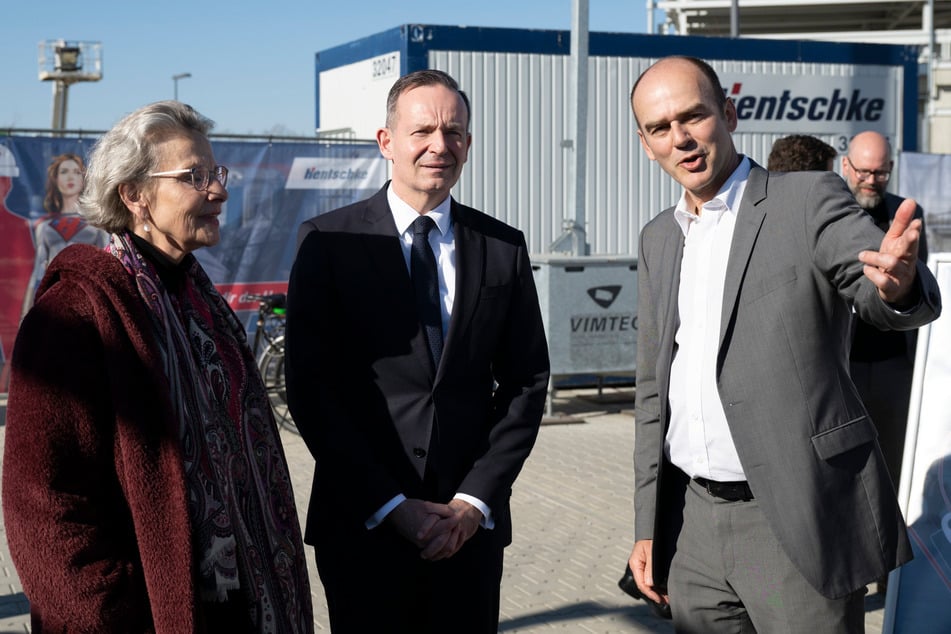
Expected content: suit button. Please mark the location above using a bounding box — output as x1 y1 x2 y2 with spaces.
413 448 427 458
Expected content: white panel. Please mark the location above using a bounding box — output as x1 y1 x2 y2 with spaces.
713 58 905 191
319 52 400 139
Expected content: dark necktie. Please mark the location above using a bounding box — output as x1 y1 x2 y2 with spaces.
411 216 443 369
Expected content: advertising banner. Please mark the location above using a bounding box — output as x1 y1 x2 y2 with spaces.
720 71 900 138
884 253 951 633
0 135 385 390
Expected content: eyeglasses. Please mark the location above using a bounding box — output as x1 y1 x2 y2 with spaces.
149 165 229 191
845 157 890 182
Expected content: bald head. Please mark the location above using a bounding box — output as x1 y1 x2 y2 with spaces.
842 131 893 209
630 56 726 129
629 55 740 210
848 131 891 164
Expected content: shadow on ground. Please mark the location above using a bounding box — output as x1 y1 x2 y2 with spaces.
499 600 673 632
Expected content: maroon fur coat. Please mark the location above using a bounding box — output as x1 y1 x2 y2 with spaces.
4 244 234 632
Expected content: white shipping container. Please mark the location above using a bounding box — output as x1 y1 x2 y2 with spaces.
316 25 917 258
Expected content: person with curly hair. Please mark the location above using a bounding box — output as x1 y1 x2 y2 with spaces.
766 134 837 172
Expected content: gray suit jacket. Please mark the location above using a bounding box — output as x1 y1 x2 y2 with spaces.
634 162 942 599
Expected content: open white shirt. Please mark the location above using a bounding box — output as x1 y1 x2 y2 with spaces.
666 157 751 482
366 186 493 529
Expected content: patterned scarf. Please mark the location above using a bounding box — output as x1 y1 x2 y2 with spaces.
109 231 312 633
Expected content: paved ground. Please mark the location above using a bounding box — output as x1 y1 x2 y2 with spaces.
0 388 887 632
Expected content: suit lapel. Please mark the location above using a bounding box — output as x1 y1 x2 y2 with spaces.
438 201 483 383
360 186 437 377
360 186 409 292
660 224 684 354
720 164 768 347
656 216 684 430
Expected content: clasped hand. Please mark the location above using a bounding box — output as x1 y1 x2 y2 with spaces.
858 198 922 308
386 498 482 561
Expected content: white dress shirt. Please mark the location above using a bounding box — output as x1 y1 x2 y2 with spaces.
366 186 493 529
388 187 455 337
666 157 751 482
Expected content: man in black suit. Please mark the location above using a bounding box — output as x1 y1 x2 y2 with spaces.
843 130 929 489
285 69 550 633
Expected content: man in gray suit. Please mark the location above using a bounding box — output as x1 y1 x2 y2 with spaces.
626 56 941 632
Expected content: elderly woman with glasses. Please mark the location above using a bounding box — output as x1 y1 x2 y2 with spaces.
2 101 313 633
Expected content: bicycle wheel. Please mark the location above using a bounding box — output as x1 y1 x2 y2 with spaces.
257 335 298 434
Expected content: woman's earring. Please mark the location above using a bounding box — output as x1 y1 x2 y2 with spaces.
143 222 150 233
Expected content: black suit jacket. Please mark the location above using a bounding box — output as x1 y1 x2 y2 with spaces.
850 192 928 362
285 184 550 547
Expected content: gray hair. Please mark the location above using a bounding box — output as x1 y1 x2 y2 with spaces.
80 101 215 233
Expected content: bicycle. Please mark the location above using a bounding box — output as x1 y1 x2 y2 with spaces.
247 293 297 434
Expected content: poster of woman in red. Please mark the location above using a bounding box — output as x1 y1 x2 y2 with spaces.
0 145 40 390
0 134 385 393
20 153 109 314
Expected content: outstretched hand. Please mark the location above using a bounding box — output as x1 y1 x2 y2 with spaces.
858 198 921 307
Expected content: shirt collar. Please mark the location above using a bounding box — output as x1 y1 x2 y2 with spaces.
673 155 751 237
387 185 452 237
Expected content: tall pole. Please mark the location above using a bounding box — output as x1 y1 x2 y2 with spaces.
172 72 191 101
731 0 740 37
923 0 935 152
39 40 103 134
51 80 70 131
568 0 589 256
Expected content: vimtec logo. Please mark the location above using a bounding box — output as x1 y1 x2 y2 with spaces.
587 285 621 309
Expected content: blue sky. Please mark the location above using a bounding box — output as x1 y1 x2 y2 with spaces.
0 1 650 136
